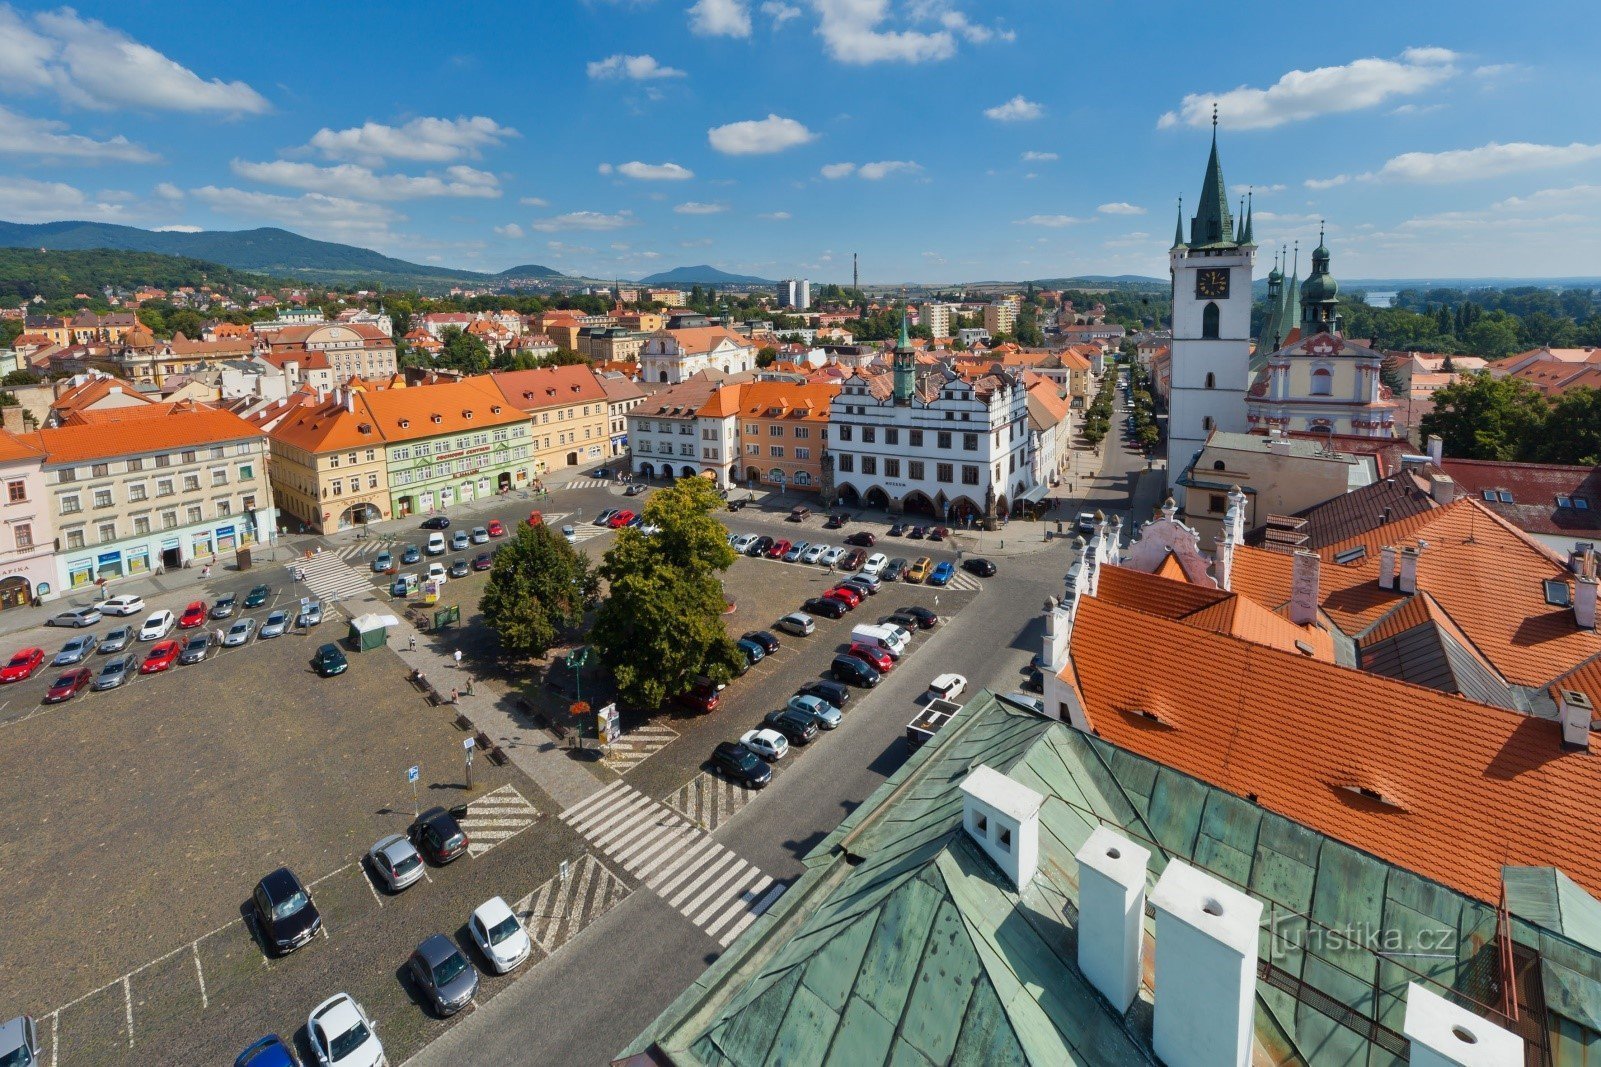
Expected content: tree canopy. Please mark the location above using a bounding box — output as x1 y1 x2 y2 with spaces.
478 521 597 660
1420 372 1549 461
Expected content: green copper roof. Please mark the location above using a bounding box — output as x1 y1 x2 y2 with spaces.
1171 198 1186 249
1242 194 1254 245
1189 118 1235 248
897 305 910 350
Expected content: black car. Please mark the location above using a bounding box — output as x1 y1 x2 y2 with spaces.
883 558 908 582
907 525 927 539
593 467 613 479
822 514 846 529
712 741 772 787
844 531 876 547
749 535 774 557
963 557 997 577
726 498 747 512
887 522 906 537
410 807 469 864
313 642 348 677
902 605 939 630
741 630 780 654
831 654 881 688
251 867 322 955
763 708 819 745
886 610 921 632
420 516 451 530
802 596 848 620
796 679 850 709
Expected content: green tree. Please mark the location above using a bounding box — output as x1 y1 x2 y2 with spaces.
1538 388 1601 466
168 308 205 340
1419 372 1546 460
756 345 778 368
1464 311 1521 360
479 522 596 660
438 327 491 373
136 306 167 336
0 320 21 348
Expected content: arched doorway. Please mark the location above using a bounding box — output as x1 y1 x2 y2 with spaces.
566 451 579 466
747 466 761 485
337 502 381 530
902 490 936 516
498 471 512 491
949 496 981 525
397 495 414 517
661 466 675 480
681 465 697 479
0 575 30 610
638 462 656 479
995 494 1009 518
863 486 889 510
836 483 861 507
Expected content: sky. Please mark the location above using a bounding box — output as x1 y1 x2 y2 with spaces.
1 0 1598 284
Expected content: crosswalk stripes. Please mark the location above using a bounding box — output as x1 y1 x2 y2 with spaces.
294 551 376 603
940 570 983 592
667 771 760 832
562 477 615 490
460 783 541 858
561 780 784 946
566 523 612 544
602 722 678 774
513 853 630 955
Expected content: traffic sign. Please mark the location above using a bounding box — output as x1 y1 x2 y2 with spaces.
407 765 420 784
463 737 476 751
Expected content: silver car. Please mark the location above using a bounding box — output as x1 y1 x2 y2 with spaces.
260 610 289 639
297 601 324 628
366 834 425 893
93 653 138 691
178 632 213 665
0 1016 38 1067
223 618 257 647
100 626 133 653
775 612 815 637
47 606 102 628
471 526 490 544
53 633 99 665
408 934 480 1017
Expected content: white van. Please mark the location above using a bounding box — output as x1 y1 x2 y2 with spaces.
850 623 907 659
426 532 446 555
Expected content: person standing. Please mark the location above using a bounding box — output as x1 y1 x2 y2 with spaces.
453 649 463 669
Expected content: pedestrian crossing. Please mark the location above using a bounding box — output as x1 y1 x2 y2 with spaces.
561 780 784 946
513 852 630 955
668 770 760 832
928 569 983 592
293 550 377 604
563 478 615 490
567 523 613 545
602 722 678 773
461 783 541 858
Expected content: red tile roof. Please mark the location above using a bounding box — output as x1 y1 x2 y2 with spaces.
488 366 607 412
28 405 261 464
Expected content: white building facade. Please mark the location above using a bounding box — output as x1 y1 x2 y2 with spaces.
639 326 756 385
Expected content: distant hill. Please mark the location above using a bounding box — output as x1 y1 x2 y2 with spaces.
0 220 565 291
494 263 565 281
636 264 775 286
0 247 277 305
1028 275 1167 289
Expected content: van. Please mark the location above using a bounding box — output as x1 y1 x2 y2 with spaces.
850 623 907 659
426 532 446 555
390 573 420 598
787 505 810 523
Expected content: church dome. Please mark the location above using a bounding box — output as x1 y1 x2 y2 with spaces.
1302 268 1338 303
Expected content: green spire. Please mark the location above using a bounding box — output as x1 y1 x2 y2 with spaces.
1172 197 1186 249
893 303 915 404
1242 191 1254 245
1282 243 1301 336
1189 104 1234 247
1300 221 1340 334
897 304 910 349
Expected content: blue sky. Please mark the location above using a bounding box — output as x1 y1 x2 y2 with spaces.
1 0 1597 283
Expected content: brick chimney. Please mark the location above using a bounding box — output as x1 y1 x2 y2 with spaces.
1559 689 1595 749
1398 546 1421 594
1379 545 1398 590
1289 550 1321 626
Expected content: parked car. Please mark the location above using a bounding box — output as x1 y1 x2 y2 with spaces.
313 643 348 677
787 693 842 729
366 834 424 893
178 632 213 665
711 741 771 787
742 630 781 654
740 727 789 762
887 522 906 537
824 585 861 608
847 643 895 673
211 593 238 618
594 508 619 527
844 531 876 547
426 533 446 555
252 867 322 955
234 1033 298 1067
749 535 774 557
101 594 145 617
43 667 93 703
472 553 493 571
469 896 533 974
729 533 758 553
625 483 647 496
840 548 867 571
883 558 909 582
929 526 949 542
765 538 792 559
1 1018 40 1067
905 557 933 583
420 516 451 530
487 519 506 538
902 605 939 630
410 806 469 864
676 682 721 714
223 618 257 646
97 625 133 654
782 540 811 562
928 561 956 586
796 678 851 709
0 647 44 683
802 596 847 620
786 505 811 522
886 609 922 632
297 600 324 628
1077 512 1098 536
801 543 829 564
260 610 289 639
824 513 849 529
451 531 470 551
370 551 393 574
831 654 881 688
139 609 176 641
963 557 997 577
471 526 490 544
843 573 881 596
929 673 967 701
140 640 181 673
449 558 471 579
408 934 480 1017
390 573 419 598
736 637 766 665
819 545 844 566
306 993 382 1067
53 633 98 665
763 707 818 745
48 606 102 628
179 600 208 629
775 612 814 637
244 584 272 608
861 553 888 577
94 653 138 691
400 545 422 565
907 525 927 539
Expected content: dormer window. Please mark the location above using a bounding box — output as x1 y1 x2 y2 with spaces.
431 415 442 424
399 418 410 428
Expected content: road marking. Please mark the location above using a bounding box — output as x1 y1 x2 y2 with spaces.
513 853 629 955
459 783 540 858
600 721 678 773
123 976 133 1048
192 943 207 1009
668 771 760 832
49 1011 56 1067
359 864 384 907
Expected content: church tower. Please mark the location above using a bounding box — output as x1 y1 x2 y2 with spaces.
892 306 916 404
1166 110 1256 495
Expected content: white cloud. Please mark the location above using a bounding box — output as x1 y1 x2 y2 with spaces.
1021 150 1057 162
1390 103 1444 116
1097 202 1146 215
152 224 200 232
154 182 183 201
707 114 816 155
230 159 501 200
983 95 1043 122
1495 184 1601 210
758 211 791 220
1158 48 1459 130
191 186 399 242
820 162 856 179
519 196 549 207
674 201 728 214
858 160 921 179
1232 182 1285 195
761 1 801 25
586 53 686 80
0 176 130 222
604 160 694 181
814 0 955 64
528 210 635 232
0 104 157 162
307 116 515 165
1013 214 1083 227
494 223 525 238
0 6 267 113
1372 141 1601 183
1304 174 1351 189
689 0 751 36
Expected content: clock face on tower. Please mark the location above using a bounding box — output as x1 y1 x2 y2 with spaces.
1195 268 1230 300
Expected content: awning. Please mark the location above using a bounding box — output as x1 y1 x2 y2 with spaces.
1017 483 1050 503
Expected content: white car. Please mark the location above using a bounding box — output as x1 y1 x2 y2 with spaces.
101 594 146 617
819 546 845 566
222 618 257 647
427 562 447 582
468 896 533 974
800 543 828 564
307 993 384 1067
561 525 576 543
740 728 789 762
426 532 446 555
729 533 759 553
929 673 967 701
861 553 888 578
138 609 175 642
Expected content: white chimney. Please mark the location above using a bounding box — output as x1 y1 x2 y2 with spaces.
1398 546 1421 594
1151 859 1262 1067
959 765 1045 891
1560 689 1595 749
1074 827 1149 1014
1041 596 1072 675
1578 576 1598 630
1379 545 1398 590
1428 473 1456 504
1289 550 1321 626
1426 434 1444 466
1403 982 1522 1067
1214 536 1235 592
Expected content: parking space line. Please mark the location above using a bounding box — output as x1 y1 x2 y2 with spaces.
123 976 133 1048
359 864 384 907
49 1011 56 1067
192 942 208 1009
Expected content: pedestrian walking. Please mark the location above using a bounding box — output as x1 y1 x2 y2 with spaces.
408 635 416 651
450 687 459 704
453 649 463 669
201 564 211 580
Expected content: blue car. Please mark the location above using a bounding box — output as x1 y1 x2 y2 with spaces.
928 561 956 586
235 1033 299 1066
736 637 766 664
400 544 421 564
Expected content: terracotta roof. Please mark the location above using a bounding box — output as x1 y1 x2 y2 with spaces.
488 365 607 412
0 428 44 464
651 326 751 355
1256 470 1444 551
733 379 839 421
696 384 742 419
28 405 261 464
51 375 150 416
1095 563 1334 661
260 349 333 371
64 403 187 426
357 378 527 443
636 376 722 417
1439 458 1601 537
171 337 253 358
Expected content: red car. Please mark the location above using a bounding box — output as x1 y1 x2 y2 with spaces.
608 510 635 529
844 531 876 547
847 643 894 672
0 647 45 683
487 519 506 538
765 539 792 559
677 684 721 714
140 640 181 674
178 600 208 629
44 667 93 703
824 585 862 608
840 549 866 571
